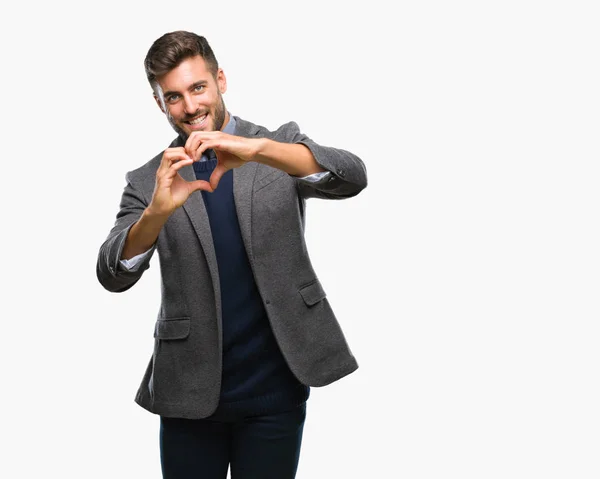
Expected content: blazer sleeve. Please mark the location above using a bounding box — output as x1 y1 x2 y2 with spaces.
272 121 368 200
96 173 157 293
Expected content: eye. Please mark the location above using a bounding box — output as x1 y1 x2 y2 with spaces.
166 94 179 103
194 85 205 92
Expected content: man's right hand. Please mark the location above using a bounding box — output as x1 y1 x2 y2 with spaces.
147 147 214 218
120 148 214 261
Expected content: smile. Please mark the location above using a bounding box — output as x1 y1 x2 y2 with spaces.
186 114 208 125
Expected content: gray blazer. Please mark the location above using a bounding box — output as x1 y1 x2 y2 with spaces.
97 117 368 419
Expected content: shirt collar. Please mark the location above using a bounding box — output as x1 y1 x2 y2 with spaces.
222 112 236 135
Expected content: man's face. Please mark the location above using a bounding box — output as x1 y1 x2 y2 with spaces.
154 55 228 139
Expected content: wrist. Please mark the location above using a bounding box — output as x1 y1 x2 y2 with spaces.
143 206 171 224
251 138 270 164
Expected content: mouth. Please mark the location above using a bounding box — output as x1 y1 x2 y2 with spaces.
184 113 208 128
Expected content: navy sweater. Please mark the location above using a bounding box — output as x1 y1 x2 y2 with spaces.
194 156 309 417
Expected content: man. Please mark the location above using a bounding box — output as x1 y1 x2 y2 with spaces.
97 30 367 479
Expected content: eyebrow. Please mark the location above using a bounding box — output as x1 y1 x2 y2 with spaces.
163 81 208 98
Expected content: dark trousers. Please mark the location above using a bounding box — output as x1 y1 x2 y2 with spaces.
159 403 307 479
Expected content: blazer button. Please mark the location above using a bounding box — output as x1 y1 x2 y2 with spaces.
265 300 271 305
109 266 115 274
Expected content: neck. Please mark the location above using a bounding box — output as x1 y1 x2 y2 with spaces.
220 110 231 131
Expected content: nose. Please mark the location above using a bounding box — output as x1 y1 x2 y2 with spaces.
182 95 197 116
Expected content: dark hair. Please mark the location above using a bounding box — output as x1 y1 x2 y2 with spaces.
144 31 219 94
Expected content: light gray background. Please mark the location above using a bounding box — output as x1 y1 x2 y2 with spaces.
1 0 599 477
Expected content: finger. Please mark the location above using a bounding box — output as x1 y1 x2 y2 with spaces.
193 140 218 160
185 132 222 160
184 133 198 159
209 163 228 191
169 158 194 174
170 147 193 164
161 148 187 165
158 149 192 176
158 159 192 186
185 133 207 161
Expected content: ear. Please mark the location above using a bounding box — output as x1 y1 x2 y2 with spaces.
154 95 166 114
217 68 227 94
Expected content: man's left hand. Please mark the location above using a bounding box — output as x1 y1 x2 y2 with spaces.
185 131 260 191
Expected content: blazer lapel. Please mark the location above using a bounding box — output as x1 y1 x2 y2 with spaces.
179 164 221 289
230 117 259 263
233 162 258 262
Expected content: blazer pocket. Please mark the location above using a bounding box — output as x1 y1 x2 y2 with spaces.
154 317 191 340
254 169 287 192
299 280 327 306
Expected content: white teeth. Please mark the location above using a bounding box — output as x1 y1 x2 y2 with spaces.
189 114 207 125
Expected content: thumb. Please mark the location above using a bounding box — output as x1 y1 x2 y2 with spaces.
209 164 228 191
189 179 214 194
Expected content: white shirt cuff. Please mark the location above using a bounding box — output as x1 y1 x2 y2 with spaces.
296 171 331 184
119 248 152 271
